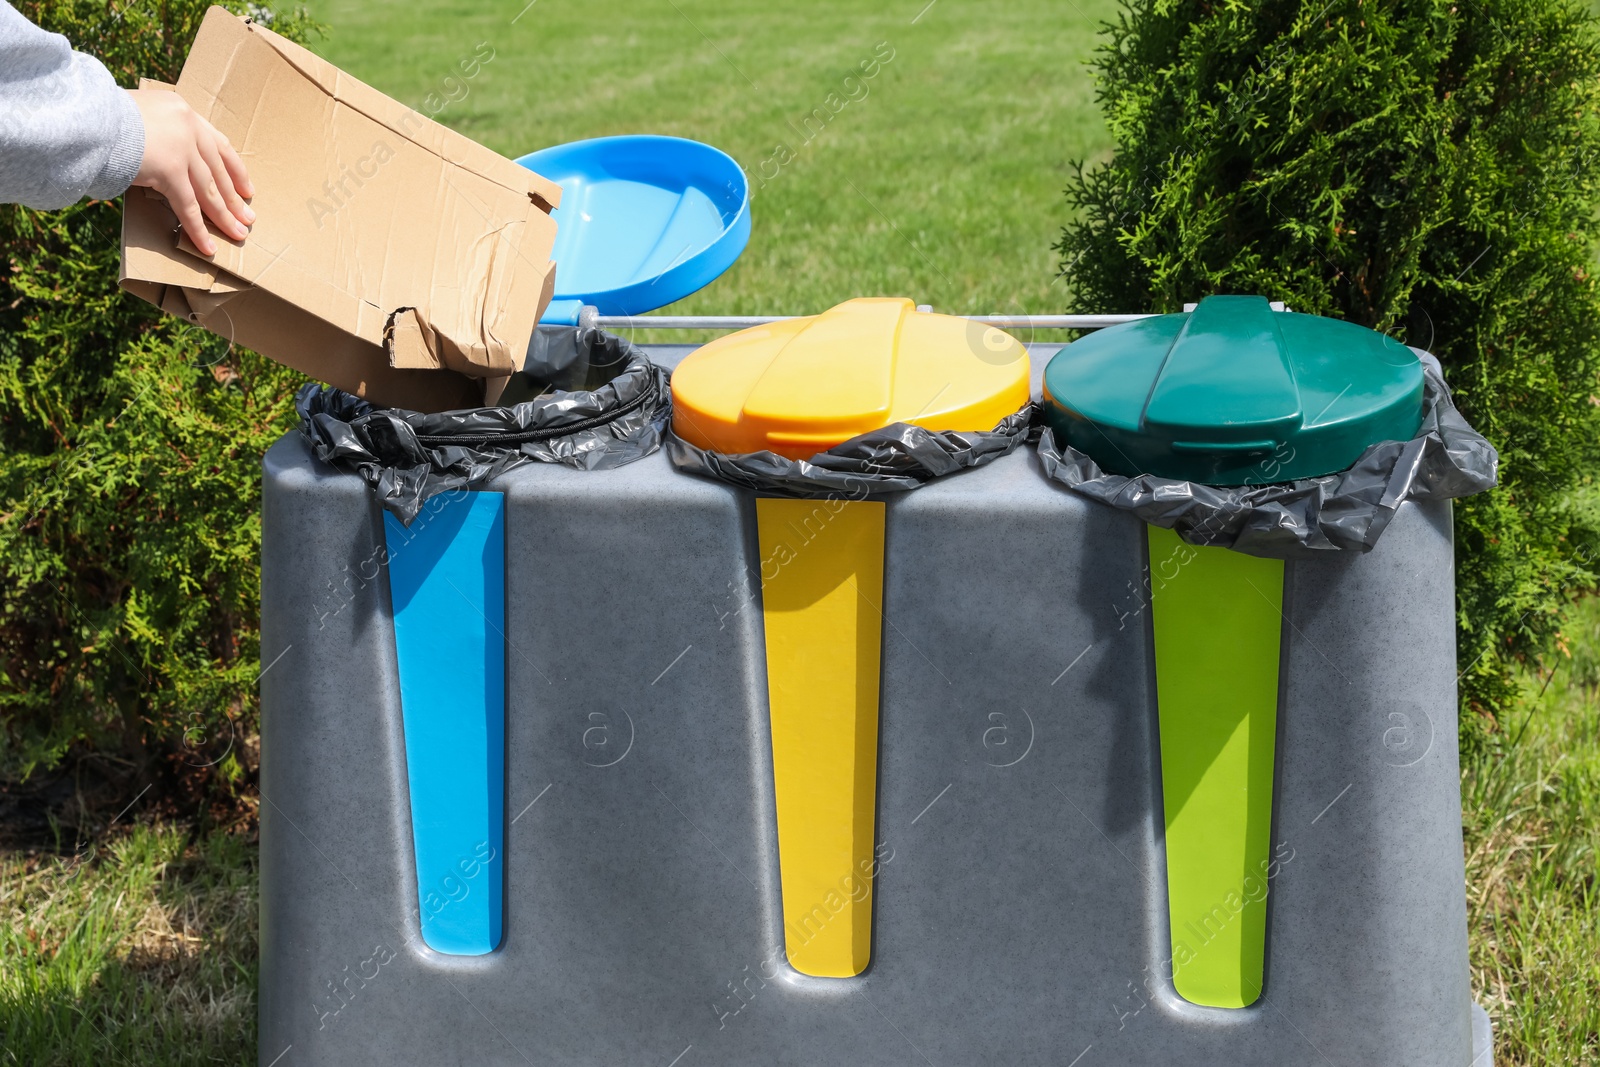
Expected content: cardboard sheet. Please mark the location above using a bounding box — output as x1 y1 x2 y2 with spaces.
119 9 561 411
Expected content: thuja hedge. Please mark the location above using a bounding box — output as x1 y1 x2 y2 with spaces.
0 2 318 796
1058 0 1600 752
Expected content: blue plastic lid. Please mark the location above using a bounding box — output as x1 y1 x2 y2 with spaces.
514 135 750 325
1042 296 1425 485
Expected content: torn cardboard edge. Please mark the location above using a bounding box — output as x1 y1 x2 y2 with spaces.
121 172 502 411
119 8 562 412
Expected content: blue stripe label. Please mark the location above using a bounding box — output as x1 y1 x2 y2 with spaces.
385 491 506 956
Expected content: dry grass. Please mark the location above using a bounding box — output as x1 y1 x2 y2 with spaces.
1464 597 1600 1066
0 823 257 1065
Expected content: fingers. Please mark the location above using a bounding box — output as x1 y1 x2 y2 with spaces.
170 183 217 257
197 133 255 231
215 133 255 203
189 151 248 245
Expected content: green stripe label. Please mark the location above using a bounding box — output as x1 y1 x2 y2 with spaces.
1148 525 1283 1008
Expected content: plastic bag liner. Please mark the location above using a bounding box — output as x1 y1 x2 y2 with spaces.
667 406 1034 498
297 326 671 524
1037 351 1497 559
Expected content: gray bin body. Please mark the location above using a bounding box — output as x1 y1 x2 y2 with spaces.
259 347 1486 1066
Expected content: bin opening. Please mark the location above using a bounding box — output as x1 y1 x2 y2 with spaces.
502 323 641 402
298 326 672 524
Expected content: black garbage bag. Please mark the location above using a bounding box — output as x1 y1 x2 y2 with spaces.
668 406 1034 498
298 327 671 524
1037 351 1497 559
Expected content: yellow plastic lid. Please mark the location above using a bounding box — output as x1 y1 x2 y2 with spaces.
670 297 1031 460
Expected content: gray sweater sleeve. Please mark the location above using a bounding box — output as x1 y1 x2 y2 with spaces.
0 1 145 209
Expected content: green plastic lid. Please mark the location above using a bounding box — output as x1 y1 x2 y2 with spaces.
1041 295 1424 485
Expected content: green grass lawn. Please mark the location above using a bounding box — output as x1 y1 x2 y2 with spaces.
300 0 1119 330
1 1 1598 1064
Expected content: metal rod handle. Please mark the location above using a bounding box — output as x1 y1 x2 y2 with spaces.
588 311 1156 331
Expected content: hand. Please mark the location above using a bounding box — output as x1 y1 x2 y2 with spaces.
128 88 255 256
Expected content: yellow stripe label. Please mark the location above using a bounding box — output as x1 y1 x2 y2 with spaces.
757 497 884 977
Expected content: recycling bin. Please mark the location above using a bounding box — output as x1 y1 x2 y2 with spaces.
257 296 1495 1066
1045 293 1443 1008
1038 294 1494 1058
667 297 1033 978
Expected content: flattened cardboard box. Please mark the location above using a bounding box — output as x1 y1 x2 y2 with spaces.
120 7 562 412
